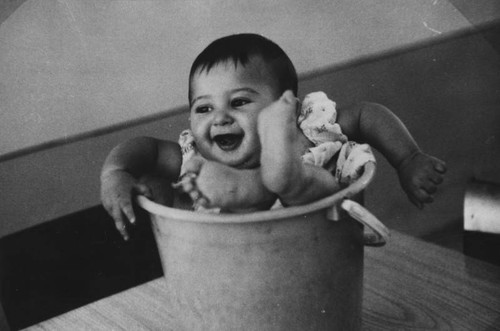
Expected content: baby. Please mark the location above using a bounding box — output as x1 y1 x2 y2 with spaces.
175 90 375 213
100 33 446 240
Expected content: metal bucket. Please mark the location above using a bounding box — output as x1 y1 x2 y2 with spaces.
137 162 388 331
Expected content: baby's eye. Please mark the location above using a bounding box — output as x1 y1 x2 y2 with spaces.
194 105 212 114
231 98 250 108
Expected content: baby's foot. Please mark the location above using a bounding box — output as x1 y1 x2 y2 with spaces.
258 91 308 197
174 158 249 210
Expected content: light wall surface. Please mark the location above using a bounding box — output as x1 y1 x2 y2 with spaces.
0 0 486 156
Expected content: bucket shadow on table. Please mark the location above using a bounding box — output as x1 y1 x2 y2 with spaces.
0 205 163 330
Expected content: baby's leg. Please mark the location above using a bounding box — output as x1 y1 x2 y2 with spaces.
258 91 309 200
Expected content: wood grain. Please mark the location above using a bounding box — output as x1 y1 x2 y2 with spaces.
24 231 500 330
363 232 500 330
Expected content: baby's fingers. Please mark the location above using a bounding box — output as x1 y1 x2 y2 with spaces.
134 183 153 200
413 188 434 204
428 171 444 185
433 158 447 174
420 180 438 195
120 201 136 225
408 194 424 209
111 206 130 241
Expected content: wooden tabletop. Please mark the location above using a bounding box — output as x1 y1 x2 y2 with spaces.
24 231 500 330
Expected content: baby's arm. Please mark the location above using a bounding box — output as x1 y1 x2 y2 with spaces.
178 157 277 212
258 91 341 206
337 102 447 208
100 137 182 239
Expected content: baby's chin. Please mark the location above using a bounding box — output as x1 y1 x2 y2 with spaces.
206 150 260 169
218 155 260 169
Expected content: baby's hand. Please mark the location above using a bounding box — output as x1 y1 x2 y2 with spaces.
100 169 152 240
397 151 447 208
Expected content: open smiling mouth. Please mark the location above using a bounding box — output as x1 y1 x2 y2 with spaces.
213 134 243 151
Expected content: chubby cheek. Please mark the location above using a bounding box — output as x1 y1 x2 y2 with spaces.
190 121 212 153
190 115 209 137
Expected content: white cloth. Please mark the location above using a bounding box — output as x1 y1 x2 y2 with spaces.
298 91 375 185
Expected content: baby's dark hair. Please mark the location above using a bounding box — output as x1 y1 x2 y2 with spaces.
189 33 298 102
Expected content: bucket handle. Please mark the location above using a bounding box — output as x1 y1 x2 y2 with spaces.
339 199 390 246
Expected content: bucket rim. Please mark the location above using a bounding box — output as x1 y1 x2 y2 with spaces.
137 162 376 224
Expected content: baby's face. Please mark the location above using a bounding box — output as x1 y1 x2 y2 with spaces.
189 56 280 169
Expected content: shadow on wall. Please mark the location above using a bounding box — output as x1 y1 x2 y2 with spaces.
0 0 27 26
300 25 500 237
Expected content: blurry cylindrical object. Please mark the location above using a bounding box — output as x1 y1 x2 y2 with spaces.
464 180 500 234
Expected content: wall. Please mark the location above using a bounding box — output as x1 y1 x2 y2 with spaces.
1 1 499 238
0 0 479 157
0 110 188 237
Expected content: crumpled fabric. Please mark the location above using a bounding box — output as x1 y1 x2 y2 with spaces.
177 129 221 213
298 91 347 146
178 129 197 177
177 91 375 212
336 141 375 185
298 91 375 185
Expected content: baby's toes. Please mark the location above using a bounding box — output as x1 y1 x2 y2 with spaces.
421 181 437 195
134 183 153 198
259 91 297 124
183 157 205 174
430 172 444 185
433 159 447 173
172 173 196 192
414 188 434 203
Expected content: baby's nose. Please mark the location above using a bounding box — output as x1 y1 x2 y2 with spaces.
213 109 233 126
